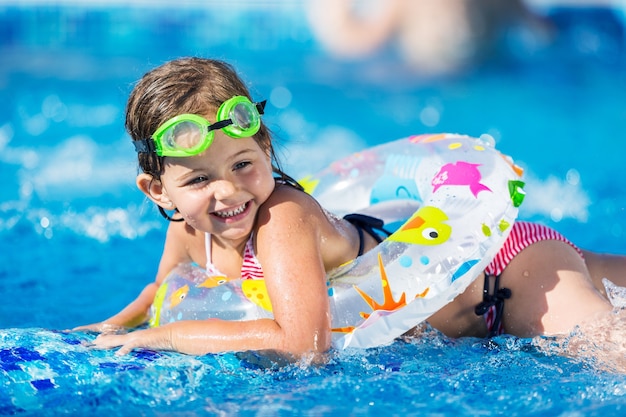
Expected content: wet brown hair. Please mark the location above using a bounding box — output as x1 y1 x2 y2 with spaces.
125 57 301 219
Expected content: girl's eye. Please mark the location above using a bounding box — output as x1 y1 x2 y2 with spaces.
186 176 209 186
233 161 251 171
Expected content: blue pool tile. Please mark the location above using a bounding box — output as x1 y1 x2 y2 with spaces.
30 378 56 391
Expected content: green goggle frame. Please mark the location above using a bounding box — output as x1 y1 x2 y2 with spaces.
133 96 266 157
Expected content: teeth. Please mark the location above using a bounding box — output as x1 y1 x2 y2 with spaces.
215 203 247 218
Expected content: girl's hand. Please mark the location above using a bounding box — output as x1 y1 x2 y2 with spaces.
91 327 173 356
71 322 128 335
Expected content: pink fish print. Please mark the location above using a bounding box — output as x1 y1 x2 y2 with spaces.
432 161 491 197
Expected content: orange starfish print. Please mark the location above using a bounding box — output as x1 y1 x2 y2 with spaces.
332 253 429 333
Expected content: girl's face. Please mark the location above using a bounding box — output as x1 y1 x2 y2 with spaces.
158 131 275 244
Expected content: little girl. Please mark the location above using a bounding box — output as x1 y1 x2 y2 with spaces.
78 57 626 359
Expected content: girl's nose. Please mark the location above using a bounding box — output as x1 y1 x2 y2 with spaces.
212 180 237 200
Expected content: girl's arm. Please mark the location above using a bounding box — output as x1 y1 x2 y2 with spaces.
73 221 196 332
92 187 333 356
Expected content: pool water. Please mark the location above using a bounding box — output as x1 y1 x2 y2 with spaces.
2 327 626 416
1 2 626 415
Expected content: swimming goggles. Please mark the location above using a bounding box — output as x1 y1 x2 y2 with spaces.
133 96 266 157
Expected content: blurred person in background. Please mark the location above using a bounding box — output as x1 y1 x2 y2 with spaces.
307 0 546 76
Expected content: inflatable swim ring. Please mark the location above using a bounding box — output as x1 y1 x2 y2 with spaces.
149 133 526 349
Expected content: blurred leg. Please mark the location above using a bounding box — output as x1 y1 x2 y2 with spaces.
582 250 626 298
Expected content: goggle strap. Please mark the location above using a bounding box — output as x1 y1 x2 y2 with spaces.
133 138 155 154
256 100 266 115
209 119 234 131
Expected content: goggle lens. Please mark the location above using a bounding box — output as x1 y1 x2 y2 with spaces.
218 97 261 138
163 120 205 151
233 103 255 128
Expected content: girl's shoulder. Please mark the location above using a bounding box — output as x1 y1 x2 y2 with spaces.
258 181 350 240
256 181 357 270
261 182 325 219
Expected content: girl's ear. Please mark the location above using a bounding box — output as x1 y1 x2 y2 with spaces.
136 173 175 209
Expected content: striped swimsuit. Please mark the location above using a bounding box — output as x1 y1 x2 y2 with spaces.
204 233 264 280
480 221 583 336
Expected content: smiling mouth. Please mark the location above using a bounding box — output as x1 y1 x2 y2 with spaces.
213 202 249 218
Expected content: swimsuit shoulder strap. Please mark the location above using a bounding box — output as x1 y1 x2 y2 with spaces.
204 233 223 276
205 232 262 279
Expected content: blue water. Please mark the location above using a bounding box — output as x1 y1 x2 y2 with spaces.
1 2 626 415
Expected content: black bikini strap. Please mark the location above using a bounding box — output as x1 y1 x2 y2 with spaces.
354 224 365 256
343 213 392 257
474 273 512 338
343 213 392 243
